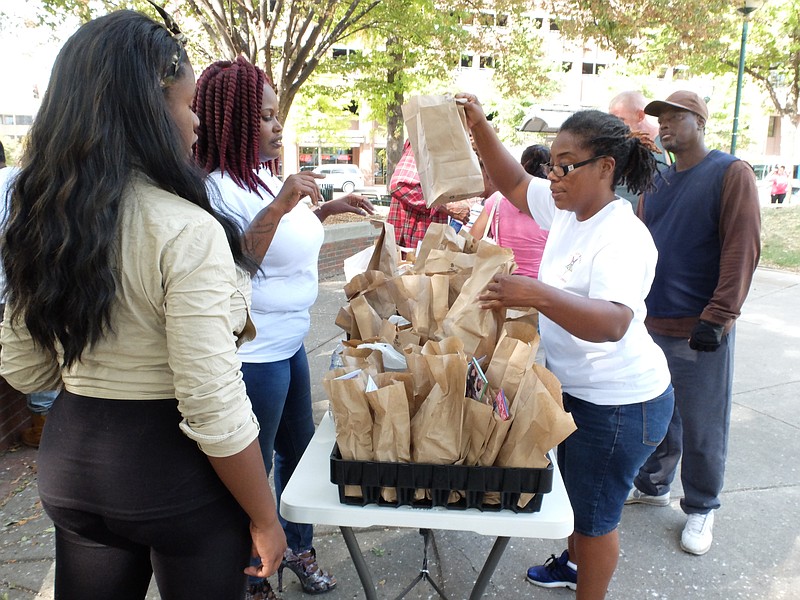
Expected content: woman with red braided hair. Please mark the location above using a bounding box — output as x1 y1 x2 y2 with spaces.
194 56 372 600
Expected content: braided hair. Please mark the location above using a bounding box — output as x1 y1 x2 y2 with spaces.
194 56 277 196
559 110 657 195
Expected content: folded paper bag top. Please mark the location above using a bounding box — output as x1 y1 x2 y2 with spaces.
401 94 485 208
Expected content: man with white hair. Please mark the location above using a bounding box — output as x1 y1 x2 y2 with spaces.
608 91 671 211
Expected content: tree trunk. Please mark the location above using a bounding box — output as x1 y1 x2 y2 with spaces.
385 37 405 186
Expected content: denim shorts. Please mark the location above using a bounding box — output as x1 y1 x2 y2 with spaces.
557 385 674 537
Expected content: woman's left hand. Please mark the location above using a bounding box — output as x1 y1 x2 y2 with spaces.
316 194 376 221
478 273 539 310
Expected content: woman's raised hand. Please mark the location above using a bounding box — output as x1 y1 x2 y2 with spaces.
454 93 488 129
316 194 376 222
273 172 325 214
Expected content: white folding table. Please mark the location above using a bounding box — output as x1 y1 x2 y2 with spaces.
280 413 574 599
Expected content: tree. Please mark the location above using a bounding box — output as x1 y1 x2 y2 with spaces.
552 0 800 153
37 0 384 124
304 1 555 177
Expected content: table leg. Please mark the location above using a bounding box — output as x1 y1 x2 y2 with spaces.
468 536 510 600
340 526 379 600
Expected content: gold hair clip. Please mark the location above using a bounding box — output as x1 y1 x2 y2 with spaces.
147 0 187 85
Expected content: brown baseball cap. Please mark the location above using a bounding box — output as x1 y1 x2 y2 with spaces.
644 90 708 121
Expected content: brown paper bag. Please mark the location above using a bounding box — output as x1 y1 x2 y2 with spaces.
401 95 485 208
411 337 470 465
443 240 515 362
423 248 477 307
459 227 481 254
414 222 466 270
385 274 449 343
322 368 374 498
463 399 497 465
334 304 360 340
365 379 411 502
494 365 576 508
402 345 435 419
341 345 384 376
344 270 397 319
485 321 540 406
350 295 383 342
367 220 400 276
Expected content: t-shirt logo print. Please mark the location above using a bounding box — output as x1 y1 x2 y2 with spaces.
559 253 582 284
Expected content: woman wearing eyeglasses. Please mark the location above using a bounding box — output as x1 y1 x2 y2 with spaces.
1 11 286 599
458 95 674 600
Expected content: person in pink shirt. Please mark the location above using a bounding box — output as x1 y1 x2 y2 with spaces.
768 166 790 204
471 144 550 278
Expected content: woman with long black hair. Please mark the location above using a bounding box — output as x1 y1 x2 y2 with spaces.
1 10 285 598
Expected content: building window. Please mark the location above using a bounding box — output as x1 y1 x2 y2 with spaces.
479 55 495 69
561 61 573 73
2 115 13 125
673 67 690 80
14 115 33 125
496 13 509 26
332 48 360 61
478 12 494 26
582 62 605 75
549 20 559 31
298 147 354 169
460 54 474 68
767 116 778 138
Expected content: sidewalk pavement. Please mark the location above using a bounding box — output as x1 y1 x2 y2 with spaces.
2 267 799 599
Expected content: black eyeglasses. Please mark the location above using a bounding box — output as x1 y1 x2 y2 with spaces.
543 155 607 177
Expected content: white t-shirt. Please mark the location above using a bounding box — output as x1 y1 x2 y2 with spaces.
209 170 325 362
526 177 670 405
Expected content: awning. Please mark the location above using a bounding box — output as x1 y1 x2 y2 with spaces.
519 107 574 133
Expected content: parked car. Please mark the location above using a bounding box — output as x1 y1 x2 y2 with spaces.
312 164 364 193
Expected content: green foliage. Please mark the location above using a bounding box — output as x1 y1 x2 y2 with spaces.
559 0 800 130
0 137 24 167
761 206 800 272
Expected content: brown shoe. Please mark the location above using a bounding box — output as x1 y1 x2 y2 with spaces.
21 414 47 448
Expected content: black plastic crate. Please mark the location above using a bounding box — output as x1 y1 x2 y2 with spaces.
330 444 553 513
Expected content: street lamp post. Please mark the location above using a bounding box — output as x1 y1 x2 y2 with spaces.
730 0 765 156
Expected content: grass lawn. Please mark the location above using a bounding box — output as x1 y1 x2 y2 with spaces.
760 205 800 273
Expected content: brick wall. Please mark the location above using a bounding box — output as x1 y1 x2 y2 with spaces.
319 221 379 280
0 378 29 451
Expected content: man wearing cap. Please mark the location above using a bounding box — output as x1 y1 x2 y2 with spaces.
626 91 761 556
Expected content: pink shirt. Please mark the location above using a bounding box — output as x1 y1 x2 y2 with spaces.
484 192 549 278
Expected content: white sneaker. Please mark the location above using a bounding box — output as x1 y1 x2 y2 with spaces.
625 488 670 506
681 511 715 555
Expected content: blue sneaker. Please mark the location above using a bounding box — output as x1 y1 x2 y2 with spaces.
526 550 577 590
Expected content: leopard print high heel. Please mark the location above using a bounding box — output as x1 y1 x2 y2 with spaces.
278 547 337 594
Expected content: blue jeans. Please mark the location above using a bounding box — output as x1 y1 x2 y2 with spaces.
241 346 315 552
558 386 674 536
28 390 59 414
634 330 735 514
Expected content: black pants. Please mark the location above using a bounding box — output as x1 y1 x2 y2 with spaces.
39 392 252 599
45 497 250 600
771 193 786 204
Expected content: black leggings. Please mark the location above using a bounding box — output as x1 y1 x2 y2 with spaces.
45 496 250 600
38 392 252 599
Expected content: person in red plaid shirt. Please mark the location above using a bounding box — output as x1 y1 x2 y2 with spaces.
388 140 471 250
